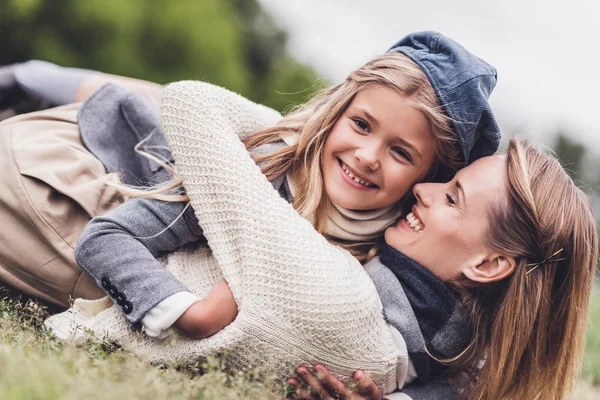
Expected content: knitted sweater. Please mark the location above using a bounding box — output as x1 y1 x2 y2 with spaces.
50 81 400 392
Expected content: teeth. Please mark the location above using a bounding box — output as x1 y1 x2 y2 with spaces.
341 162 374 188
405 212 424 232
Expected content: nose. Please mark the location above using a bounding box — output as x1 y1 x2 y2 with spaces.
413 182 434 207
354 144 380 171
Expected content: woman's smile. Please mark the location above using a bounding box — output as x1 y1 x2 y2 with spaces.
397 207 424 233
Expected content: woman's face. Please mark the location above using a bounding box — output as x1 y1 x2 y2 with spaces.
321 85 436 211
385 155 508 282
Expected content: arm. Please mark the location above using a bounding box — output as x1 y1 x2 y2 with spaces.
75 197 203 324
78 81 282 334
161 82 396 383
11 60 163 106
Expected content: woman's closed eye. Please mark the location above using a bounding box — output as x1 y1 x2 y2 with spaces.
446 192 456 205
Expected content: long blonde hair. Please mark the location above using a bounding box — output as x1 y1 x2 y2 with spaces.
122 53 463 261
243 52 462 260
456 138 598 399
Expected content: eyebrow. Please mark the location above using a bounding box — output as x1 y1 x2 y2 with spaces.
456 180 466 207
352 107 423 160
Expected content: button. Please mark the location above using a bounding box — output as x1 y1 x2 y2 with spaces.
122 301 133 315
108 286 119 298
116 292 127 306
101 277 111 289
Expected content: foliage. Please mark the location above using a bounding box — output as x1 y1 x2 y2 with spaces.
0 0 324 112
553 132 586 181
583 289 600 385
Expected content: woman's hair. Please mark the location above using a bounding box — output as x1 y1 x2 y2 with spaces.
121 52 463 261
456 137 598 399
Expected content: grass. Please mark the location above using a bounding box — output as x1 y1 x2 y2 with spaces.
0 287 283 400
1 286 600 399
583 287 600 385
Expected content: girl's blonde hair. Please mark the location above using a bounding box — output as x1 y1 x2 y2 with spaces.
122 53 463 261
455 138 598 399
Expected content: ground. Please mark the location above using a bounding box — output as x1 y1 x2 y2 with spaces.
1 285 599 399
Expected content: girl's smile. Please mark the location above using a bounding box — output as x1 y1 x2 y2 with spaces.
337 159 378 190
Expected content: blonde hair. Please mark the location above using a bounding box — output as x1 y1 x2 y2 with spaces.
454 138 598 399
244 52 461 261
122 53 463 261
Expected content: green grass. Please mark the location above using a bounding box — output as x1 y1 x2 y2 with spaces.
2 286 600 399
0 288 283 400
583 288 600 385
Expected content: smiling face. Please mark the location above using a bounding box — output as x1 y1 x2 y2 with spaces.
385 155 509 282
321 85 436 211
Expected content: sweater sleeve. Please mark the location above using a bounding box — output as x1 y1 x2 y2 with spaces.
160 82 397 389
76 82 283 325
75 197 204 323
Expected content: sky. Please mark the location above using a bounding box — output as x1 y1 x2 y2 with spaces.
259 0 600 153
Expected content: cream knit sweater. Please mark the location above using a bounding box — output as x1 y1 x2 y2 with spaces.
47 81 399 391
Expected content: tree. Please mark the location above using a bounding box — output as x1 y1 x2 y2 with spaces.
553 131 585 181
0 0 322 112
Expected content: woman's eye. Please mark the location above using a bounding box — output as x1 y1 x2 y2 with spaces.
445 193 456 205
392 147 412 163
352 118 370 132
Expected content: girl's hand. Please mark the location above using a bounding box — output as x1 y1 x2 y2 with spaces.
288 365 381 400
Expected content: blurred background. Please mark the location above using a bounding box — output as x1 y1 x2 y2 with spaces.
1 0 599 387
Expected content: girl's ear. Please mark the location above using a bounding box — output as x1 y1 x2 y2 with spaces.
462 253 516 284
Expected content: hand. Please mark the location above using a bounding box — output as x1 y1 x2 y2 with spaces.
288 365 381 400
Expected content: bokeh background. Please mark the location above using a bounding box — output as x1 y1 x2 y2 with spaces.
1 0 599 392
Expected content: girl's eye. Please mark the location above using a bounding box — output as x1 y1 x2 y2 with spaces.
445 193 456 205
392 147 412 163
352 118 370 132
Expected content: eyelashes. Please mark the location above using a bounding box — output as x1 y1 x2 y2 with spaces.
352 118 370 132
350 116 412 163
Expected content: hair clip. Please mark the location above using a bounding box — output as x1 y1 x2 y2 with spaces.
525 248 566 275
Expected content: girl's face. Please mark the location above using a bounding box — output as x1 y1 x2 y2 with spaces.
321 85 436 211
385 156 507 282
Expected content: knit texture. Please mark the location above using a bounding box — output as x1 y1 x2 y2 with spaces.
51 81 398 391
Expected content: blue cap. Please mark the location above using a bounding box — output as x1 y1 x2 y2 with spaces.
388 31 501 163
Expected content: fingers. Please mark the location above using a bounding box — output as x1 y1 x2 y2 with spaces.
352 370 381 400
313 365 353 399
289 366 365 400
295 367 328 399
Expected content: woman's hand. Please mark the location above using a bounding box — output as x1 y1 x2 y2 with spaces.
288 365 381 400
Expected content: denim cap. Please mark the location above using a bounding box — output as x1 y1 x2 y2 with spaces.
388 31 501 163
